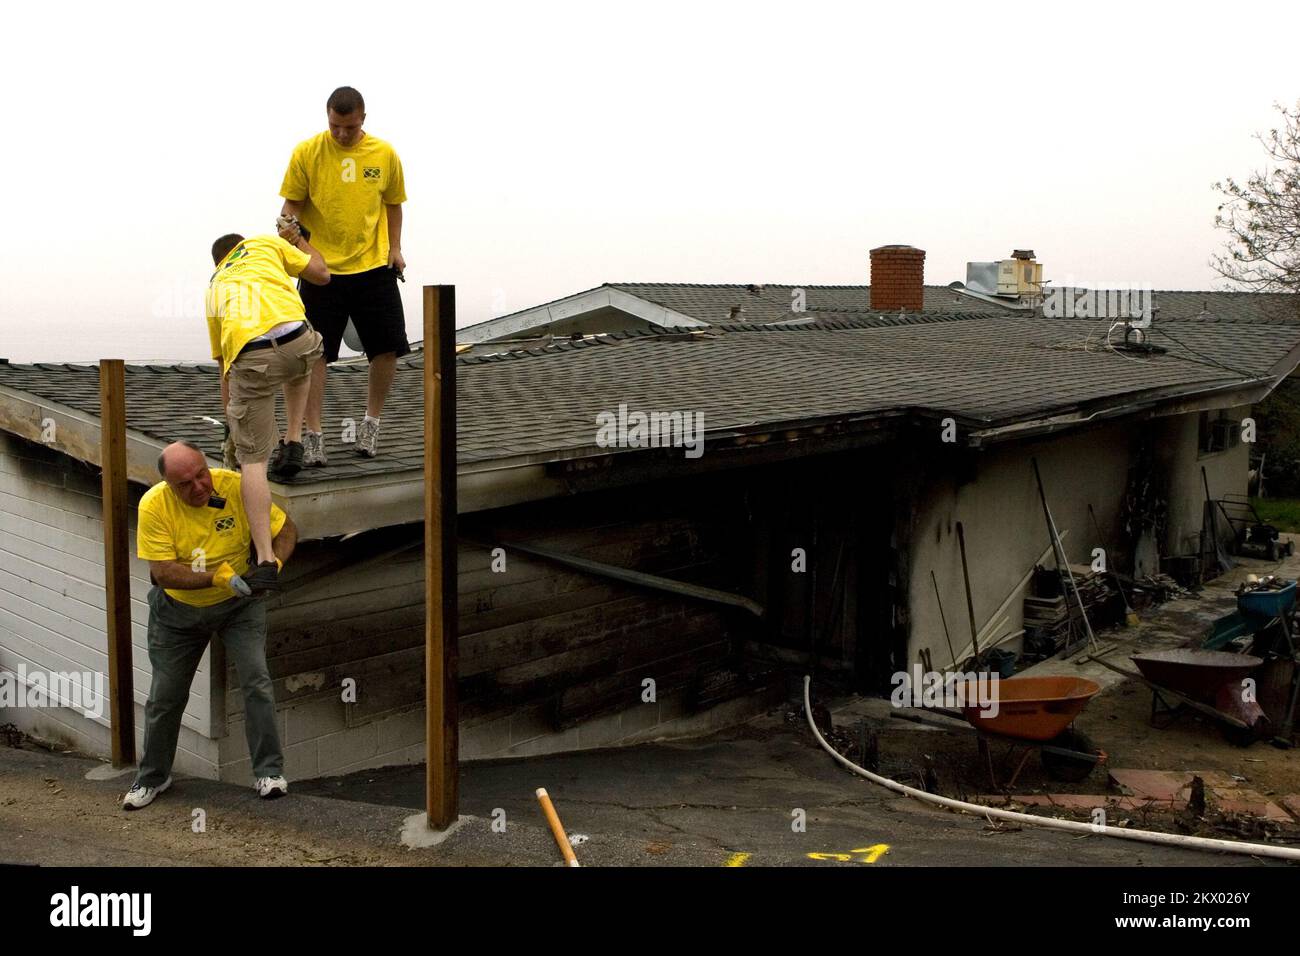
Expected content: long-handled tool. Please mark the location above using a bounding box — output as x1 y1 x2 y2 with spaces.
535 788 580 867
946 536 1067 666
1088 503 1139 627
1032 459 1099 654
931 569 958 669
955 522 982 668
1201 465 1234 579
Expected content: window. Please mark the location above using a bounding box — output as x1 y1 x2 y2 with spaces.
1199 411 1239 455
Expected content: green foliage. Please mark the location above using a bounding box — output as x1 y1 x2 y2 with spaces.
1251 496 1300 533
1213 100 1300 291
1254 376 1300 497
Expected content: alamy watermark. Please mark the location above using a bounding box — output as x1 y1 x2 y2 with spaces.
0 665 105 719
595 403 704 459
890 665 1000 717
50 886 151 936
1043 281 1153 327
152 279 264 323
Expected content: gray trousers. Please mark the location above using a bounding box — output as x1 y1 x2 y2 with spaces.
136 586 282 787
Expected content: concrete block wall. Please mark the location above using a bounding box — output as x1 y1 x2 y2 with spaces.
216 685 785 782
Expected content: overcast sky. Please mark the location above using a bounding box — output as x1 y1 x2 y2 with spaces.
2 1 1298 363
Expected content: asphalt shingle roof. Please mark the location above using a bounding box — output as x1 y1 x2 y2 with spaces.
629 284 1300 323
607 283 1007 322
478 283 1300 331
3 310 1298 486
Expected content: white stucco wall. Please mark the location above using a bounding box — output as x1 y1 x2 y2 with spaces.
1158 404 1252 558
905 408 1250 669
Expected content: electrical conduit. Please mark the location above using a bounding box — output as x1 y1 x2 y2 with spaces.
803 676 1300 862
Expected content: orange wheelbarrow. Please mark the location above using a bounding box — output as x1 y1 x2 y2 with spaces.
954 676 1106 789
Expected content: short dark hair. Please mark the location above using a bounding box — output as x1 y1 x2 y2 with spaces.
211 234 244 265
158 440 205 477
327 86 365 116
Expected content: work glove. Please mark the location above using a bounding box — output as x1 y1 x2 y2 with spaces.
246 552 284 573
276 215 310 242
213 562 252 598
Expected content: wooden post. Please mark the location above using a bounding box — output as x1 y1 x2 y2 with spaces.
424 286 459 828
99 359 135 766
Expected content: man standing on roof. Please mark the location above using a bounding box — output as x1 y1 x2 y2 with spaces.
278 85 409 461
124 441 297 809
207 229 328 592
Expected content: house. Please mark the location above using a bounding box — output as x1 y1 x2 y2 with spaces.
454 246 1300 345
4 247 1299 782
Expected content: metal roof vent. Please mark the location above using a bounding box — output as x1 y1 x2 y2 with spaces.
966 251 1042 300
965 261 1000 296
998 253 1042 297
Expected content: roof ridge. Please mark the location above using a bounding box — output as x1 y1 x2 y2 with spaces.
455 327 656 364
612 282 1299 295
712 312 989 331
453 311 997 363
613 282 950 290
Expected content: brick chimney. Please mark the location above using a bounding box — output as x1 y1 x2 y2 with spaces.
869 245 925 312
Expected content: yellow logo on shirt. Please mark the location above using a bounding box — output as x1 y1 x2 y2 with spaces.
363 167 381 182
214 516 235 532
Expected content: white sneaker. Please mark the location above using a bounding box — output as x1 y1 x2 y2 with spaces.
255 775 288 799
122 776 171 810
302 430 328 467
356 417 380 458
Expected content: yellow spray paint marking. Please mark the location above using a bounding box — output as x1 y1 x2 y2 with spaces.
855 844 890 863
807 844 890 865
724 852 752 867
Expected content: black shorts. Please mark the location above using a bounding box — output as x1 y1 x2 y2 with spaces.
299 266 410 363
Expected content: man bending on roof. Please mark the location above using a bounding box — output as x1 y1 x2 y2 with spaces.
206 228 328 593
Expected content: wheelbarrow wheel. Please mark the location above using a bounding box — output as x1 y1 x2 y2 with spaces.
1222 724 1258 748
1040 728 1099 782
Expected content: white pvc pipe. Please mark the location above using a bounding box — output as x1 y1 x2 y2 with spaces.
803 676 1300 862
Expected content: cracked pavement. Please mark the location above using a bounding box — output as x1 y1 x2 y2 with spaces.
1 708 1291 867
296 714 1287 867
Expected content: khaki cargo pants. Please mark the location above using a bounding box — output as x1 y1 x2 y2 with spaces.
226 325 324 465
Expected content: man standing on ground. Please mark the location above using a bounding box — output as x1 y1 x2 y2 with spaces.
279 85 409 461
124 442 297 809
207 230 328 591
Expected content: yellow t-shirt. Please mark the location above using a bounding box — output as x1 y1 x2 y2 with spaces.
137 469 287 607
206 235 312 372
279 131 407 275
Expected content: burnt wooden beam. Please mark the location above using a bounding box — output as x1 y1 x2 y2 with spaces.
274 532 423 603
488 538 764 617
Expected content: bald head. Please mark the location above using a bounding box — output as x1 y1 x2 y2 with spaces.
158 441 214 507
